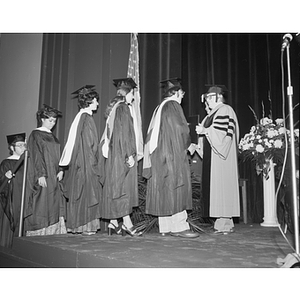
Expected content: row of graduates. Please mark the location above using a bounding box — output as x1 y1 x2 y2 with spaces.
0 77 240 247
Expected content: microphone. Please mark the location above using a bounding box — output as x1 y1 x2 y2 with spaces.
281 33 293 51
295 33 300 46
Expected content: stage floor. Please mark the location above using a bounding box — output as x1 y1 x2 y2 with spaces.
0 223 295 268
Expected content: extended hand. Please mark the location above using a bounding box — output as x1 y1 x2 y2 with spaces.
196 124 205 134
188 143 198 155
126 155 135 168
38 176 47 187
5 170 13 179
57 171 64 181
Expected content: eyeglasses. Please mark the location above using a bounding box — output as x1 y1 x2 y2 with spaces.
15 143 26 148
205 94 216 100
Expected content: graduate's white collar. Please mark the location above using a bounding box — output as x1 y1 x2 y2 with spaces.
59 108 92 166
81 107 93 115
7 154 21 160
36 126 52 133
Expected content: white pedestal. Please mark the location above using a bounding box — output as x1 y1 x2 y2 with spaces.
261 159 280 227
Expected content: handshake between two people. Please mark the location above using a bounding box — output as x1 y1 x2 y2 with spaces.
187 123 206 157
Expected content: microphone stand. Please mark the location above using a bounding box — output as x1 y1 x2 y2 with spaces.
286 43 299 254
280 41 300 266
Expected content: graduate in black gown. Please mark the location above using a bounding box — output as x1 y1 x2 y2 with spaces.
99 78 142 236
60 86 102 235
143 78 199 238
0 133 26 247
24 105 67 236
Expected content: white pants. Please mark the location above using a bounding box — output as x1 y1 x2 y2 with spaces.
158 210 190 233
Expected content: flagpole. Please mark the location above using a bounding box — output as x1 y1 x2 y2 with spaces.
127 32 144 161
18 150 28 237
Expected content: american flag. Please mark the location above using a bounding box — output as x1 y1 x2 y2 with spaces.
127 33 143 161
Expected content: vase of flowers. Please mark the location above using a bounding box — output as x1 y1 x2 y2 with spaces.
239 105 299 227
239 116 288 178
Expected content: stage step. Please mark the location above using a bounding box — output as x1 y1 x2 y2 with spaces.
0 245 45 267
1 235 139 268
0 225 293 268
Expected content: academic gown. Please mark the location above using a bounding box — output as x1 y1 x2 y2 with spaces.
24 129 65 231
99 102 138 219
143 100 192 216
200 103 240 218
63 113 102 231
0 158 24 247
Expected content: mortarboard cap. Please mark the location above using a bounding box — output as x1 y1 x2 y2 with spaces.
42 104 62 117
202 84 228 102
6 133 26 145
160 77 182 96
113 78 137 90
71 85 96 97
205 84 228 95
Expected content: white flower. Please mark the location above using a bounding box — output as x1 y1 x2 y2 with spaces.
242 144 251 150
267 129 276 138
278 127 286 134
250 126 256 132
274 139 283 148
256 144 265 153
260 117 272 126
275 118 284 125
294 129 299 137
244 133 251 141
265 141 272 148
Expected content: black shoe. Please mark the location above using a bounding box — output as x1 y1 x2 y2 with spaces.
170 230 199 238
213 228 235 235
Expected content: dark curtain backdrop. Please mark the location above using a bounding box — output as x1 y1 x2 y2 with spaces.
139 33 299 138
138 33 183 136
39 33 131 146
39 33 299 223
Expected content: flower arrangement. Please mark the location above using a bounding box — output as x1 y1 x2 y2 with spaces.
239 105 299 179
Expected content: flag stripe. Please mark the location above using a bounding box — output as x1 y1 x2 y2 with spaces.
127 33 143 160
